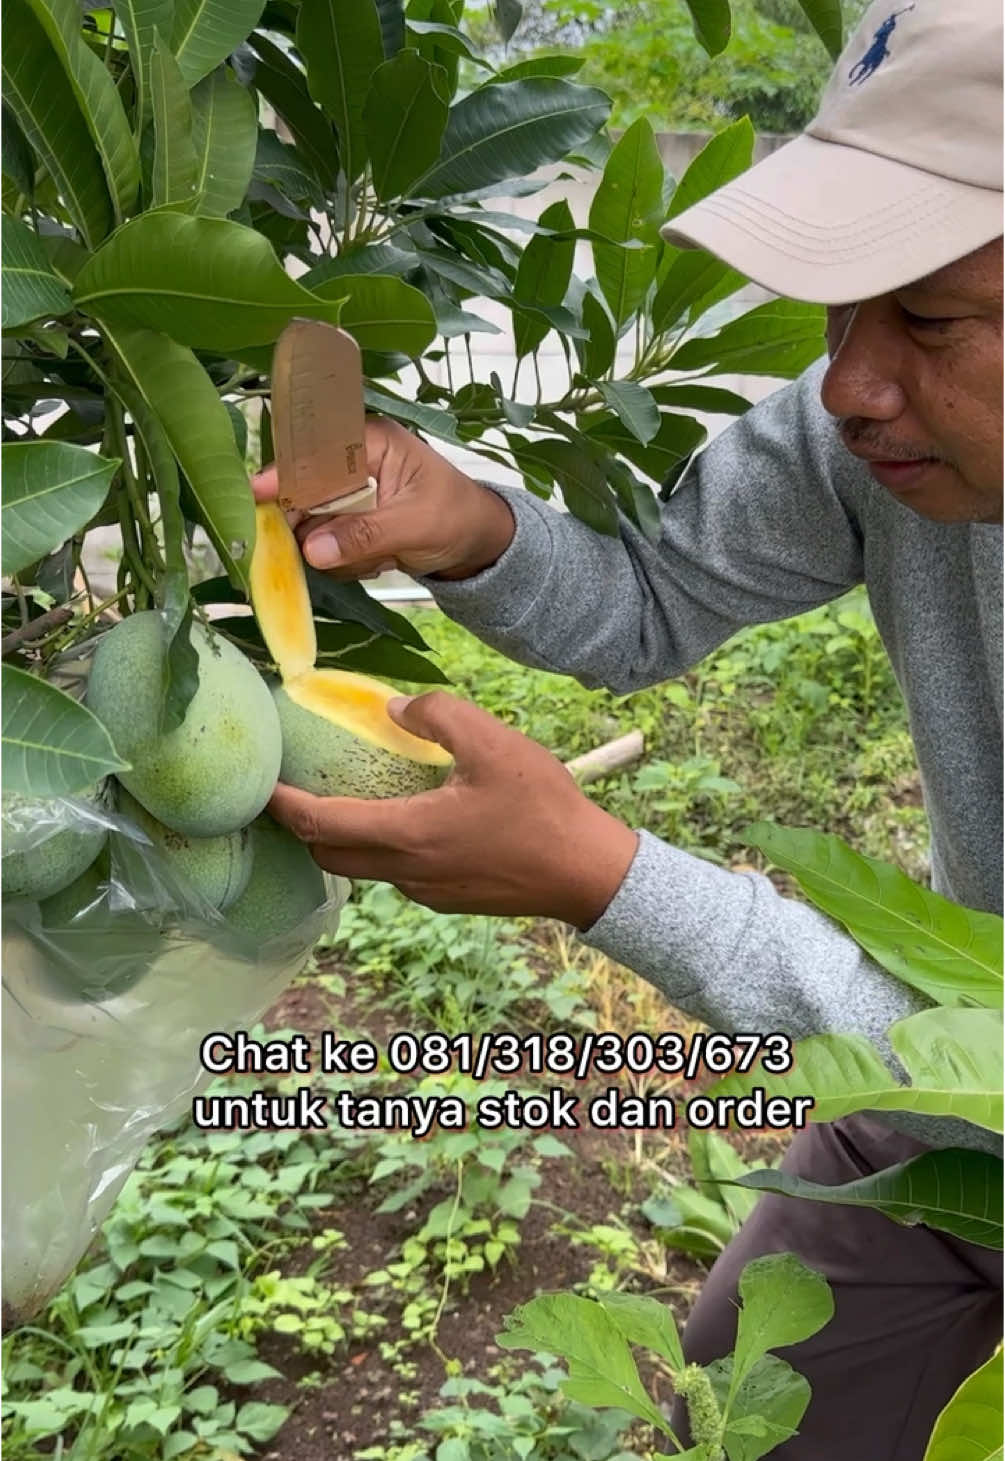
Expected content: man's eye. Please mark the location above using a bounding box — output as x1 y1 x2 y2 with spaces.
900 306 958 329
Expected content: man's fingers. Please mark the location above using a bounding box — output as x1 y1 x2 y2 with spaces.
268 781 419 849
386 689 509 759
251 465 279 502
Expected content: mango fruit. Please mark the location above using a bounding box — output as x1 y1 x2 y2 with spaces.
224 815 325 942
116 788 252 910
2 784 109 901
85 611 282 837
251 503 452 798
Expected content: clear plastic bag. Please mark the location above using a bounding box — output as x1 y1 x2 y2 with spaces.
2 794 349 1326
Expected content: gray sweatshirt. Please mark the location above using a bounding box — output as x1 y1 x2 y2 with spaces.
423 358 1003 1157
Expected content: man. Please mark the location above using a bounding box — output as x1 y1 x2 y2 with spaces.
256 1 1003 1453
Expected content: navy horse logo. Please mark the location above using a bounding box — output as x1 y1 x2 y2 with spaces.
848 4 916 85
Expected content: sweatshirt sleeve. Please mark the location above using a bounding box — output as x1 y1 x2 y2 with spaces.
421 359 866 695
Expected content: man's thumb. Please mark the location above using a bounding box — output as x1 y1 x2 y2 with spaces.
387 690 488 759
302 509 394 570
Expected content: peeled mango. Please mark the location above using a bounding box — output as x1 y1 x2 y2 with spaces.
224 815 325 942
2 784 109 901
250 502 452 798
85 612 282 837
115 788 252 911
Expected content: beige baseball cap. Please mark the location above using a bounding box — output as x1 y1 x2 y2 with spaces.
661 0 1004 304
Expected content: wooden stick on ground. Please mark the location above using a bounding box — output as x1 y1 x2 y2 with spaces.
565 729 645 785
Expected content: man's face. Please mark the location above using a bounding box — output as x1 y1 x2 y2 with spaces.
820 237 1003 524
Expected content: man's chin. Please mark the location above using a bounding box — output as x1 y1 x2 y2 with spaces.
869 461 1002 524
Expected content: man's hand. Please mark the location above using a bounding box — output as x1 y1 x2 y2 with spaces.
252 416 515 582
267 692 639 929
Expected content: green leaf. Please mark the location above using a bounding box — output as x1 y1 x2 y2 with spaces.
1 664 129 794
245 31 339 189
493 0 522 44
576 289 616 379
309 273 436 355
2 104 36 195
298 0 384 185
405 20 493 69
522 437 618 536
681 0 731 56
652 251 745 335
171 0 266 87
235 1400 288 1443
496 1293 668 1432
649 382 752 416
735 1147 1003 1250
364 49 449 203
4 0 114 246
24 0 140 222
585 409 707 488
688 1127 761 1228
113 0 174 126
669 300 826 379
596 380 659 444
363 384 461 446
149 30 199 210
666 116 755 222
589 116 664 327
729 1253 834 1409
707 1352 810 1461
493 54 583 83
513 198 575 359
746 823 1003 1009
795 0 844 60
103 322 255 588
924 1347 1003 1461
191 65 258 217
252 129 324 209
597 1291 685 1373
376 0 405 57
413 78 609 200
74 215 344 351
192 571 431 652
1 441 118 576
1 215 72 329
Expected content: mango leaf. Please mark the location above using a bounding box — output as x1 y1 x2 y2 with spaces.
376 0 405 57
298 0 383 185
149 31 199 211
405 20 493 69
746 822 1003 1009
171 0 266 87
652 251 745 335
589 116 664 326
512 198 575 359
669 300 826 379
607 458 661 544
519 437 618 536
576 288 616 379
795 0 844 60
24 0 139 221
665 117 754 223
585 410 707 488
252 129 324 210
191 66 258 217
1 215 72 330
1 441 119 576
1 664 129 794
244 31 339 189
192 574 431 653
103 322 255 589
364 50 449 203
707 1352 810 1461
363 385 461 446
1 104 36 195
734 1147 1003 1250
596 381 659 444
413 78 609 200
923 1347 1003 1461
213 615 449 684
308 273 436 356
114 0 174 126
496 1293 669 1432
729 1253 833 1410
74 215 344 351
492 0 522 44
650 382 752 416
4 0 113 246
682 0 731 56
596 1292 685 1373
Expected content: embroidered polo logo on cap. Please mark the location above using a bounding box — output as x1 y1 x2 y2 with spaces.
848 3 916 85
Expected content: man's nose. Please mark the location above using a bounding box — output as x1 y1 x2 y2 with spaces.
820 299 908 424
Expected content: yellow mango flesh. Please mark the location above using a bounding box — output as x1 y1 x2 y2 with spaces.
250 502 316 681
284 670 451 767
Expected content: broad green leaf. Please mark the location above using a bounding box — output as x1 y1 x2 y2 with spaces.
590 116 664 327
650 383 752 416
413 78 609 200
747 823 1003 1009
586 410 707 488
576 288 616 379
171 0 265 87
1 104 36 195
924 1348 1003 1461
513 199 575 358
24 0 139 221
376 0 405 57
405 20 492 69
364 50 449 203
363 385 461 446
493 55 583 82
669 300 826 379
496 1293 668 1431
252 129 324 209
1 441 119 576
525 437 619 536
597 1291 685 1373
735 1147 1003 1250
682 0 731 56
309 273 436 355
245 32 339 189
103 322 255 588
666 117 755 222
74 214 344 351
707 1352 810 1461
190 66 257 217
795 0 844 60
1 215 72 329
149 31 199 210
4 0 113 245
113 0 174 125
607 458 661 544
298 0 383 185
193 574 432 652
891 1007 1003 1130
1 664 129 794
493 0 522 44
652 251 745 335
596 381 659 445
729 1253 833 1409
215 615 450 683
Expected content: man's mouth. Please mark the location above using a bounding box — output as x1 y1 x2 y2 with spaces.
842 440 945 492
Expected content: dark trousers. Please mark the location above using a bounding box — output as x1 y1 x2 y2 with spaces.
670 1115 1003 1459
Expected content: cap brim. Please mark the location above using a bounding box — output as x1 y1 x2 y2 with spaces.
661 133 1003 305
